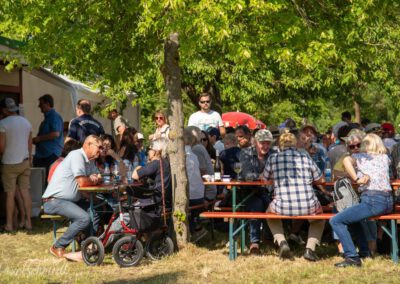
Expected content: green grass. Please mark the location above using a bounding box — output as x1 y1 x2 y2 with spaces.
1 219 400 283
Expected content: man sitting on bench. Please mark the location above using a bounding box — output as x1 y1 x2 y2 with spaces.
263 132 325 261
42 135 103 258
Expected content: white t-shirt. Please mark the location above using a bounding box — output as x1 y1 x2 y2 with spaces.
0 115 32 164
185 146 205 200
188 110 223 131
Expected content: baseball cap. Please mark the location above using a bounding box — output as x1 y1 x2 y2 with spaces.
137 133 144 140
254 129 274 142
300 123 318 134
206 127 220 139
381 123 395 134
364 123 381 133
268 125 280 138
0 98 19 112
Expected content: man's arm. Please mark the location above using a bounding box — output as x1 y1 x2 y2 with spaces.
219 126 226 138
0 132 5 155
32 131 60 144
28 132 32 162
76 174 101 187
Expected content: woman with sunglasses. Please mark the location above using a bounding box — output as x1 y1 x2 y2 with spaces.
149 110 170 141
200 130 216 160
330 133 393 268
96 134 127 179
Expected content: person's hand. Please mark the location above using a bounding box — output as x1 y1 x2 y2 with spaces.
356 175 370 185
107 149 116 157
32 137 40 144
89 174 101 185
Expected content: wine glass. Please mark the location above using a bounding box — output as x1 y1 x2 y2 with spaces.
233 162 242 180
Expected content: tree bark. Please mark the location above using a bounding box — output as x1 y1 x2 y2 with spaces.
352 93 361 124
163 32 189 248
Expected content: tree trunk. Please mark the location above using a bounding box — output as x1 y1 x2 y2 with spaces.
163 32 190 248
352 94 361 124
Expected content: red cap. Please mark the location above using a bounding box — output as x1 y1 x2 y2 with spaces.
381 123 395 134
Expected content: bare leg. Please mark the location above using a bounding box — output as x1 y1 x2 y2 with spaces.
6 191 16 231
15 187 26 228
18 187 32 230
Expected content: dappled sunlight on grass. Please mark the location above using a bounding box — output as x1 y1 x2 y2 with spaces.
1 218 400 283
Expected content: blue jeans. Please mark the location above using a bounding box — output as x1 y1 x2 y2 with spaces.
330 191 393 258
44 198 100 248
189 198 204 233
245 191 270 243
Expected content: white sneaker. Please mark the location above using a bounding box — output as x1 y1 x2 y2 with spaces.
191 227 208 243
289 233 305 245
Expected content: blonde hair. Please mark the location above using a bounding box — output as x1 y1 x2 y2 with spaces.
360 133 387 154
279 133 297 150
150 138 169 158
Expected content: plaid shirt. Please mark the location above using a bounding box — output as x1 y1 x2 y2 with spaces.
263 148 322 216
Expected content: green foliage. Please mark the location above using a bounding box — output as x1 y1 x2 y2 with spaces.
1 0 400 129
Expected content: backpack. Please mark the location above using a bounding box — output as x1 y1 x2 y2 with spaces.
333 177 360 212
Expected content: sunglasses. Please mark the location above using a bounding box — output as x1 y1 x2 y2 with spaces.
199 100 210 104
201 138 208 142
348 143 361 150
155 116 165 120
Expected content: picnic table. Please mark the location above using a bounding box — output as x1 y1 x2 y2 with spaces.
202 179 400 261
79 182 143 233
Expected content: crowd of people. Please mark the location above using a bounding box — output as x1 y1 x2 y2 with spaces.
0 92 398 268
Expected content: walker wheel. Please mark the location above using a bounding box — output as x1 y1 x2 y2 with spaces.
82 236 105 266
146 234 174 261
112 236 144 267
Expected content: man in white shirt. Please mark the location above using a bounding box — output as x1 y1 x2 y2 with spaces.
0 98 33 232
188 93 225 137
42 135 102 258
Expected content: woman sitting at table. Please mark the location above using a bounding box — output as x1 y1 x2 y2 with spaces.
263 132 325 261
331 129 373 257
330 133 393 268
96 134 117 169
118 128 139 165
132 138 171 210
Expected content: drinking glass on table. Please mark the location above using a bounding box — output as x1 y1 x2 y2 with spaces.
233 162 242 180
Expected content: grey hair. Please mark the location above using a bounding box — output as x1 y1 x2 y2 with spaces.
185 126 202 143
183 127 197 146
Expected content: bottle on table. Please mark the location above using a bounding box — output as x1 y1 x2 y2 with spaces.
113 161 120 183
214 150 221 181
103 163 111 185
324 158 332 182
123 159 133 183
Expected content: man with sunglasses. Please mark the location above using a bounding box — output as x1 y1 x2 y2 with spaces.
188 93 225 137
42 135 103 258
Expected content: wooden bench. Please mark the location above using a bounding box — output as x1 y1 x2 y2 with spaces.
41 214 76 252
200 211 400 262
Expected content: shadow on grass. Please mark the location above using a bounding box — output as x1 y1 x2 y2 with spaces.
104 271 183 284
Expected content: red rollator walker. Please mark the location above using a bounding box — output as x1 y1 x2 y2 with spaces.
81 160 174 267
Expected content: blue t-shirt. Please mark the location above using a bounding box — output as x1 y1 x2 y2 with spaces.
42 148 98 202
67 114 105 143
35 109 64 158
